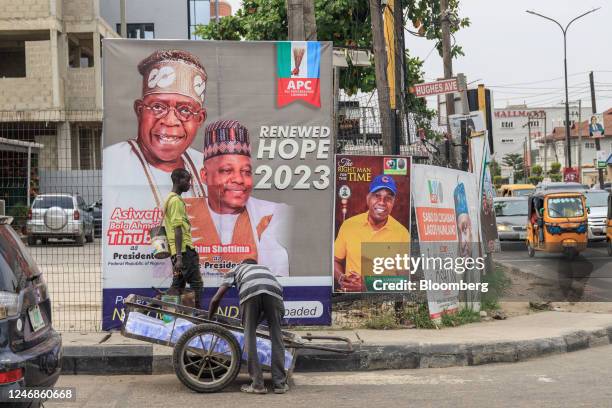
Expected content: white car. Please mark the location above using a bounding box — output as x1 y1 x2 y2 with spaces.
584 190 609 241
25 194 95 246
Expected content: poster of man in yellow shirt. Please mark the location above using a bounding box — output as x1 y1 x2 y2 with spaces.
333 155 411 292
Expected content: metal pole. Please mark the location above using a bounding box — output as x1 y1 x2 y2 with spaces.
527 117 532 178
544 111 548 176
120 0 127 38
578 99 582 182
525 8 601 168
563 32 571 168
590 71 605 188
27 146 31 207
215 0 220 23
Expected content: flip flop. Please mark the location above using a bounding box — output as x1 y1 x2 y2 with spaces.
240 384 268 394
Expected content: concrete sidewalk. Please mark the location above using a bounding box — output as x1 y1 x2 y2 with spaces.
60 311 612 374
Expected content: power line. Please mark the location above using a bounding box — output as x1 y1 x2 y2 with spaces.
488 82 590 90
488 71 590 87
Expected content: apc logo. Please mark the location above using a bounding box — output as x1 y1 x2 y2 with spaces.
277 41 321 108
287 80 314 91
427 179 444 204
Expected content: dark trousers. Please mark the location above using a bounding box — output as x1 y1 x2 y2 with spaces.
241 294 286 388
170 247 203 309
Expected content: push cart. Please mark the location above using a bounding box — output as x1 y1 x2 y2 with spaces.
121 294 353 393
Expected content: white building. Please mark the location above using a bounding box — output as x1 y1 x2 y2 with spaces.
535 108 612 185
492 104 592 178
100 0 233 40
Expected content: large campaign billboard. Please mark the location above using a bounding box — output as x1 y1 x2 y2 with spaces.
102 40 333 329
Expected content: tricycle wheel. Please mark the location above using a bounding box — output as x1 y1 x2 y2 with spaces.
173 323 241 393
527 242 535 257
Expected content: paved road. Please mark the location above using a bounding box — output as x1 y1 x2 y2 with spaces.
495 241 612 301
48 345 612 408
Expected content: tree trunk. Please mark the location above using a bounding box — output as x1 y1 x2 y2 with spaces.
369 0 394 154
287 0 305 40
303 0 317 40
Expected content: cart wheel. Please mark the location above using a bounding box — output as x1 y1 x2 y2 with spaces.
173 323 241 393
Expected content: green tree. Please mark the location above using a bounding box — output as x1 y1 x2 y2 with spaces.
502 153 525 183
528 164 543 185
548 162 562 182
489 159 501 177
194 0 470 129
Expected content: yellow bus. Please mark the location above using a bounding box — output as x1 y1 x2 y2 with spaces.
499 184 535 197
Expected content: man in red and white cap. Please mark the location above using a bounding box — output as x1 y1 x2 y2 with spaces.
184 120 291 278
104 49 208 209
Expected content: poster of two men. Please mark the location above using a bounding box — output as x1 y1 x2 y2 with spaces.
101 40 333 329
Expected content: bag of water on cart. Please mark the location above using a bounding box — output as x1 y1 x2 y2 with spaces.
124 311 294 369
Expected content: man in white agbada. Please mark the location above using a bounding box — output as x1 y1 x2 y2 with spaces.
103 49 208 210
102 49 208 286
184 120 291 277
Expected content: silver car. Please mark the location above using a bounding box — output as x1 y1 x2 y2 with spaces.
26 194 94 246
584 190 609 241
494 196 529 241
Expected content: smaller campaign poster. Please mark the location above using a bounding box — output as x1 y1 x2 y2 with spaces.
470 133 500 253
412 164 481 319
589 113 605 138
333 155 411 293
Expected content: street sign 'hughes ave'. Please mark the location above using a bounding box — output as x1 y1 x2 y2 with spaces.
410 78 459 98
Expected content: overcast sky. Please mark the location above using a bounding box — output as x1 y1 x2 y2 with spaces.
407 0 611 110
224 0 611 110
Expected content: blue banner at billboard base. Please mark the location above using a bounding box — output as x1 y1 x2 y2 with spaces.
102 286 331 330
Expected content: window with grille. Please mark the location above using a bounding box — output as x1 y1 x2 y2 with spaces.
71 124 101 170
115 23 155 39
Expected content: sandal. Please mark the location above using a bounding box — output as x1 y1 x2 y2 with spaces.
240 384 268 394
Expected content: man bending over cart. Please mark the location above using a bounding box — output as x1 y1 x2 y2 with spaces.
208 259 289 394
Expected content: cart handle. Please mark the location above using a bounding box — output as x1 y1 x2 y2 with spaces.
288 334 354 354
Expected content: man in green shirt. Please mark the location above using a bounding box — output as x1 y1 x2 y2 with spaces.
165 168 203 309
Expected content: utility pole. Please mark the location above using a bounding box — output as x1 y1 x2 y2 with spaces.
577 99 582 182
523 138 527 183
215 0 220 23
590 71 605 189
369 0 394 154
543 111 548 177
527 118 532 178
120 0 127 38
440 0 455 166
393 0 405 151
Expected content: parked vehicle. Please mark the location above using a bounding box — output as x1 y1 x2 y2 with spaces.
534 181 589 193
607 194 612 256
89 199 102 238
584 190 609 241
0 216 62 404
494 197 529 241
526 191 588 259
498 184 535 197
26 194 94 246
